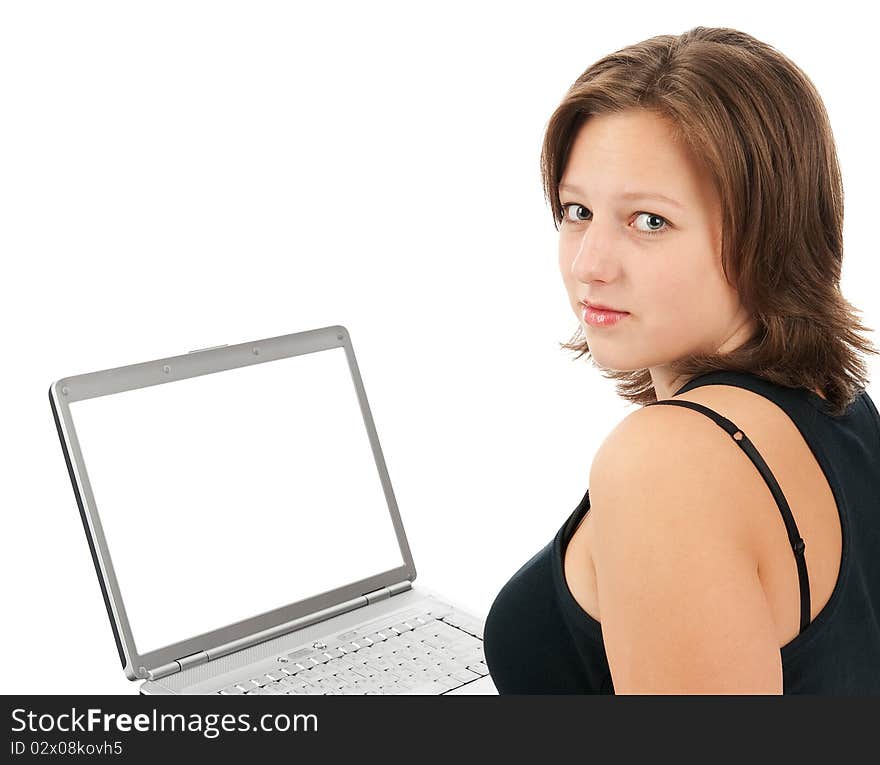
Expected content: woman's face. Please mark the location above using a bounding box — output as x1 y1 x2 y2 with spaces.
557 109 756 399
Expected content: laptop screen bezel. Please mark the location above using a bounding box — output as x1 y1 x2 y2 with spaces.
49 325 418 681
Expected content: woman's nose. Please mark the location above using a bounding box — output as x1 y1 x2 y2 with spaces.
570 222 619 280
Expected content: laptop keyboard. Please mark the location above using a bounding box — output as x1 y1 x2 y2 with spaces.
215 602 488 695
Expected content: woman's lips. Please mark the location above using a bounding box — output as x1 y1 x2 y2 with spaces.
582 303 630 327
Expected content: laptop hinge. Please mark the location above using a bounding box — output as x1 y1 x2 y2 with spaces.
364 580 410 604
146 650 209 681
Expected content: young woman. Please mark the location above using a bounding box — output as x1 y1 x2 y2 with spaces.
482 26 880 694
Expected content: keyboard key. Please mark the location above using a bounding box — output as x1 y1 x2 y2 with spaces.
440 610 467 627
299 670 326 685
421 621 465 640
402 679 443 694
467 662 489 677
349 678 377 693
296 668 324 684
456 621 484 639
312 677 339 692
451 668 482 684
379 669 404 683
424 604 454 620
218 685 246 695
387 679 415 692
436 673 464 689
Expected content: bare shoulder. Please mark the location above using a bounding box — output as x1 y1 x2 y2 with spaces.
591 383 785 480
586 390 785 692
588 386 775 553
591 388 742 475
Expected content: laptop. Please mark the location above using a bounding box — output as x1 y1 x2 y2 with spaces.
49 325 497 696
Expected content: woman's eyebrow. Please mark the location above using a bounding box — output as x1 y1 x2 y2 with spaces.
558 182 684 211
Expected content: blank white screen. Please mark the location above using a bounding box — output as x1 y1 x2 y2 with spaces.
68 347 405 655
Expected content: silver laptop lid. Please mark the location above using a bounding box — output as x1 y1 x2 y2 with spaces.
49 325 417 681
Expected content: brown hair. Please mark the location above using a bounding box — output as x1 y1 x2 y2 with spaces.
541 26 877 417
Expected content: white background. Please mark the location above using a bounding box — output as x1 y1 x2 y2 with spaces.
2 1 877 694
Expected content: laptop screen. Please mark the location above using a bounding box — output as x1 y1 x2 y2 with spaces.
67 346 406 655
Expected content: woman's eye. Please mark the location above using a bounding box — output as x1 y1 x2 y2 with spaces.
560 203 592 223
633 212 669 236
559 203 669 237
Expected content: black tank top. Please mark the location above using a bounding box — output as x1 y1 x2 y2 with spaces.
482 370 880 693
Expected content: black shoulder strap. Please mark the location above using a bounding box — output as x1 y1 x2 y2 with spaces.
645 399 812 635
